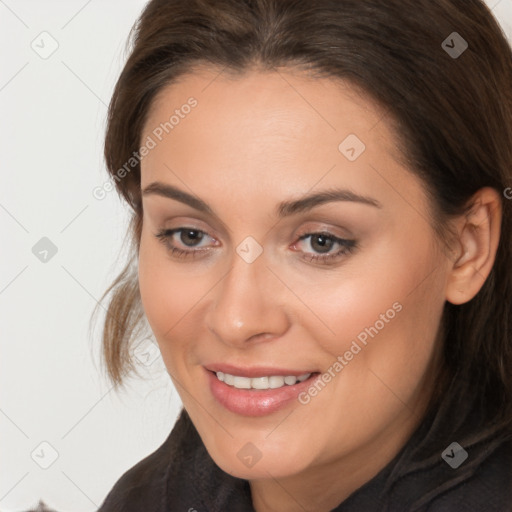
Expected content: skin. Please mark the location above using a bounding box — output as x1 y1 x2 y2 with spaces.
137 66 502 512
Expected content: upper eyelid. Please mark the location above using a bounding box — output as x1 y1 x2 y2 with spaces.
163 227 352 250
157 215 353 237
143 196 366 238
163 227 217 244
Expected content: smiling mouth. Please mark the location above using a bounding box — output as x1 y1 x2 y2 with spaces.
206 368 322 416
211 370 319 390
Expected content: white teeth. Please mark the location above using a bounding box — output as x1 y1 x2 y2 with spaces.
269 376 285 388
251 376 269 389
216 372 312 390
233 376 252 389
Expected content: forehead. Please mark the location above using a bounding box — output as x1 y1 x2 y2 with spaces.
142 66 392 151
139 66 424 217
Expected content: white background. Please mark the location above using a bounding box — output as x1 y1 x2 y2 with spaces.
0 1 511 510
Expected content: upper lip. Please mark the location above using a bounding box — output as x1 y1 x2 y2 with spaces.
205 363 317 378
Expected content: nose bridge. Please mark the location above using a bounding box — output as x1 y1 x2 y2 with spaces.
206 248 288 345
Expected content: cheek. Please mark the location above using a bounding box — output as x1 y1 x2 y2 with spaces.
138 232 201 360
306 229 446 386
285 247 419 356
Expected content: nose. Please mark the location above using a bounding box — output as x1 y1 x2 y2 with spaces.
205 250 290 347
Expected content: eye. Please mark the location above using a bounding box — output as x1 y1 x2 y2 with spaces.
154 227 357 265
154 227 217 259
292 232 357 265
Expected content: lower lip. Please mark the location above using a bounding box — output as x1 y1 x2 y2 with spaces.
206 368 320 417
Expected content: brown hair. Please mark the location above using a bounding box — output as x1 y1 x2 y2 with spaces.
94 0 512 434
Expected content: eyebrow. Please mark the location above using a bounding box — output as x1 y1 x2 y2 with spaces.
141 181 382 218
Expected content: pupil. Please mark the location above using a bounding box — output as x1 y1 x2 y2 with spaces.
312 235 333 253
181 230 203 246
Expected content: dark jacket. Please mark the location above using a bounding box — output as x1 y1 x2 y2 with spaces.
98 380 512 512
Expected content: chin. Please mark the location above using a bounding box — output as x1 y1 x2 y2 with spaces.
215 453 306 480
204 434 316 481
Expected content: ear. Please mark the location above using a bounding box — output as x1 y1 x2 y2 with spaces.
445 187 502 305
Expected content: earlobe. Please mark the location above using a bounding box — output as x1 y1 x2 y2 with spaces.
445 187 502 305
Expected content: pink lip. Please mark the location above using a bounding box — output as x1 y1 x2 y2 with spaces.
205 367 320 417
205 363 316 378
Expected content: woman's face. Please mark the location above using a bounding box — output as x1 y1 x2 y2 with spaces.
138 67 453 480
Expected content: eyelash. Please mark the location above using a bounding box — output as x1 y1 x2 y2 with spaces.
154 228 357 265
